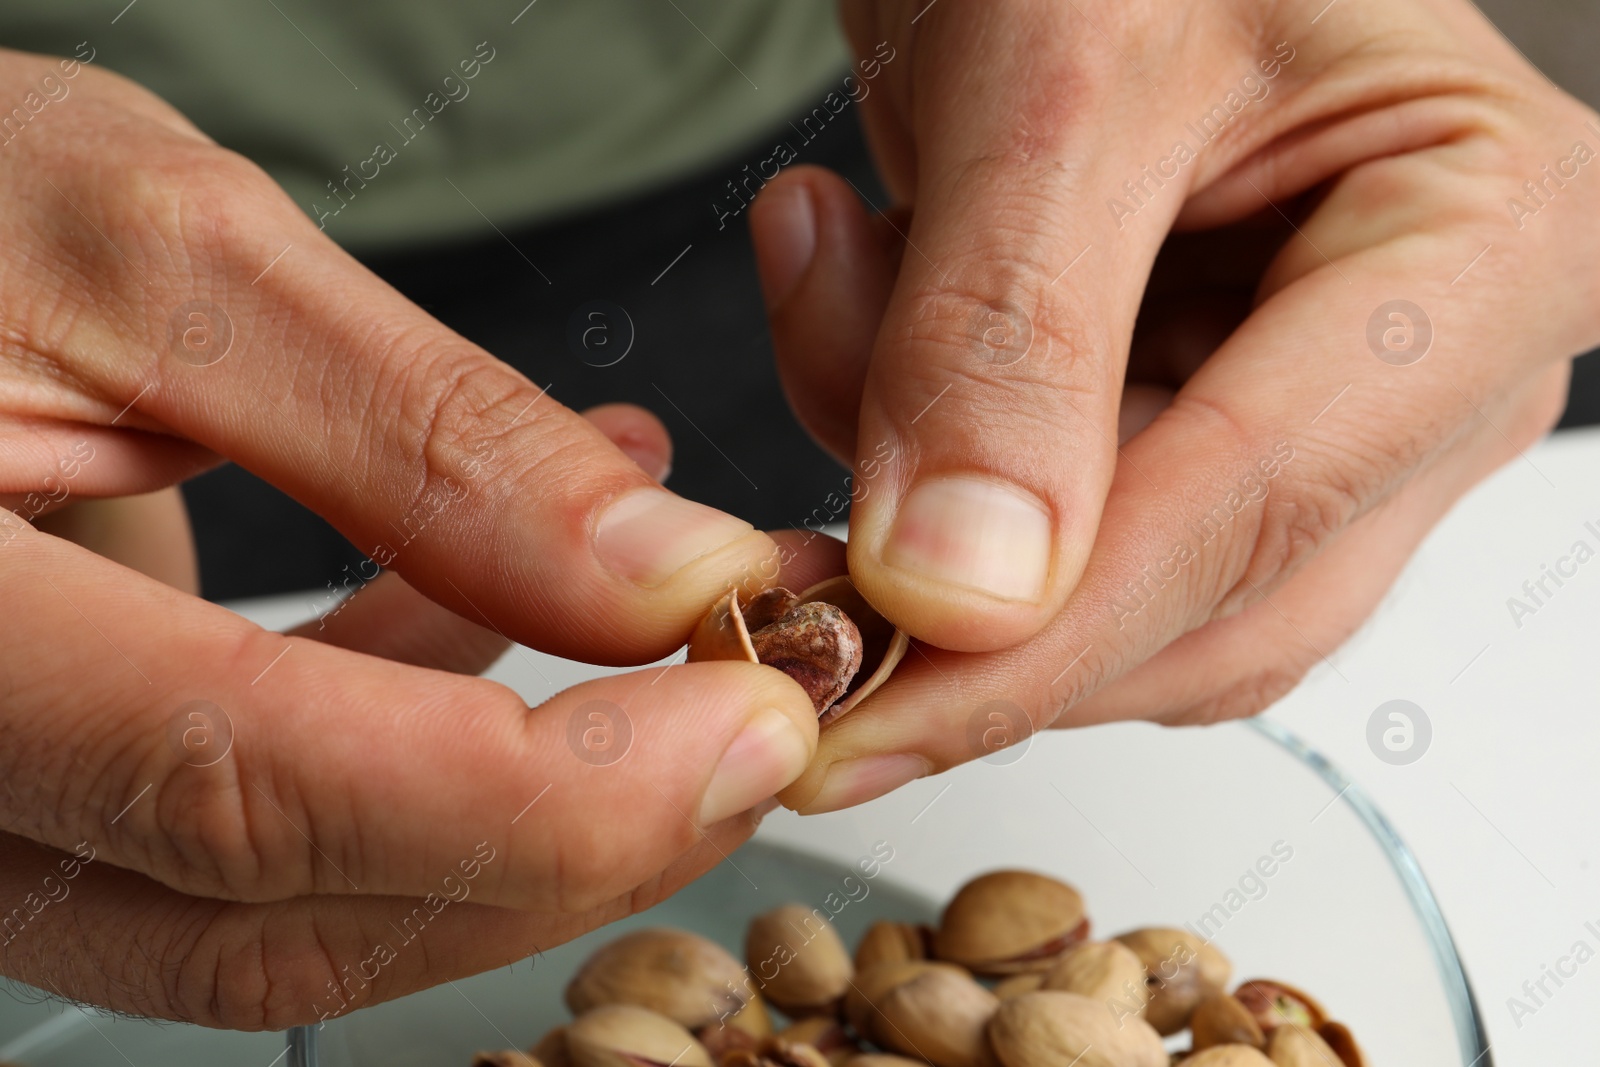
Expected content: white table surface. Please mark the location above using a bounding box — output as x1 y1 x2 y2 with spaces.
220 425 1600 1065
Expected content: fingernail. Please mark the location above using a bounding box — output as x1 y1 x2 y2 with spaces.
595 487 752 587
699 707 813 825
803 753 932 814
752 182 816 309
884 476 1052 602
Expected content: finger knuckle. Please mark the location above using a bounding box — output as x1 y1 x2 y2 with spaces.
120 145 290 275
1223 464 1366 613
1178 663 1305 726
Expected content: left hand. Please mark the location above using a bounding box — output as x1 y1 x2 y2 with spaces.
747 0 1599 811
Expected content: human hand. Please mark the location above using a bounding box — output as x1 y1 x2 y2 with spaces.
747 0 1599 810
0 48 830 1026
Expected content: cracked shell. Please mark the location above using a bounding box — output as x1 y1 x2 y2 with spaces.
1265 1026 1342 1067
935 871 1089 976
1190 995 1265 1051
854 920 932 972
688 578 908 722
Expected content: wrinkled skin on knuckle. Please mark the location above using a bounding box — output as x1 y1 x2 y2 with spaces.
1216 472 1364 619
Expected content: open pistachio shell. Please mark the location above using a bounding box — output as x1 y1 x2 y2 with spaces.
935 871 1089 976
687 578 907 722
1231 979 1327 1033
1264 1025 1342 1067
1315 1022 1365 1067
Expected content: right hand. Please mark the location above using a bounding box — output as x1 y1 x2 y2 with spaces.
0 47 828 1029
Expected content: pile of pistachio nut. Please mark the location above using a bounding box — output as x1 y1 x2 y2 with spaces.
470 870 1364 1067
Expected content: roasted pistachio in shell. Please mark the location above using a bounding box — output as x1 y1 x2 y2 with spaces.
566 1005 713 1067
873 966 999 1067
987 991 1165 1067
1190 995 1265 1051
1265 1025 1342 1067
1179 1047 1274 1067
687 579 908 722
746 904 854 1016
472 1054 542 1067
845 961 967 1041
1231 980 1327 1033
854 920 931 972
1114 928 1233 1035
566 928 748 1031
1042 940 1146 1006
936 871 1089 975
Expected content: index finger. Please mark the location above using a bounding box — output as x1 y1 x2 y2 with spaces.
29 126 773 663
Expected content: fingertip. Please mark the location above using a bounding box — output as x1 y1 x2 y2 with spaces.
696 663 819 824
581 403 673 482
848 478 1073 652
750 172 818 311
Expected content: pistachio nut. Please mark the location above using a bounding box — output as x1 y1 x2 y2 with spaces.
567 1005 713 1067
991 974 1045 1001
935 871 1089 975
1041 940 1146 1006
1316 1021 1366 1067
845 961 967 1040
987 991 1166 1067
873 966 999 1067
854 920 932 972
1231 980 1327 1033
688 578 909 722
777 1018 859 1067
472 1054 542 1067
1264 1025 1341 1067
533 1028 573 1067
1113 928 1232 1035
745 904 854 1017
1178 1047 1274 1067
1190 995 1265 1051
566 928 748 1031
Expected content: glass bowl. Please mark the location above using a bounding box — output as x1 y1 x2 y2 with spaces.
0 618 1491 1066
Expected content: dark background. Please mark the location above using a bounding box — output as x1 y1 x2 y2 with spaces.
182 106 1600 602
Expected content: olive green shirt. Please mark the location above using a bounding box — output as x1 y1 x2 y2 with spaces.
1 2 847 248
